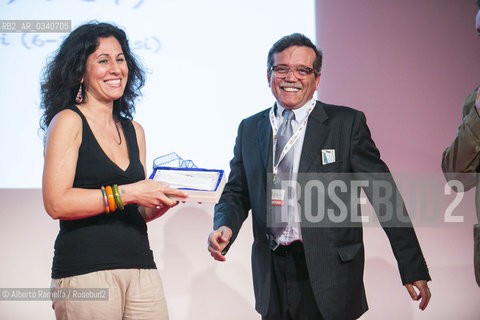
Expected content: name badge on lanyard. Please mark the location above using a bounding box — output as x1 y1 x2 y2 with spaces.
271 189 285 206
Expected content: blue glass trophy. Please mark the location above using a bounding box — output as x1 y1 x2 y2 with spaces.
149 153 226 203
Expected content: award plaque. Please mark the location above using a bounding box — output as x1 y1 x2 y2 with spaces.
149 153 226 203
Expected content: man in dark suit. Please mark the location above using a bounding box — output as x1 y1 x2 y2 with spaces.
208 33 431 319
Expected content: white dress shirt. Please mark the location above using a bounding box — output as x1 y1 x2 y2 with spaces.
274 97 316 245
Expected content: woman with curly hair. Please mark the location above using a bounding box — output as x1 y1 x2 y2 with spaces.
40 21 186 319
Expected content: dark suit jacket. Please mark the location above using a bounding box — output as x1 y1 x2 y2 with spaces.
214 101 430 320
441 88 480 286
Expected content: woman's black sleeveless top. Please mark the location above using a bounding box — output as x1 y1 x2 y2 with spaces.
51 106 156 279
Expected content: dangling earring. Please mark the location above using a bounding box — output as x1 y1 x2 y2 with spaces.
75 84 83 104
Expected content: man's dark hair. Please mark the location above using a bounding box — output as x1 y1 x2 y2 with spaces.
267 33 322 77
477 0 480 9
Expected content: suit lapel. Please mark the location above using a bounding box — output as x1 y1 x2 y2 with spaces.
299 101 329 172
257 109 272 170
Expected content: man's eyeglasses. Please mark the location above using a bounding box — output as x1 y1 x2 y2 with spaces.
270 65 316 79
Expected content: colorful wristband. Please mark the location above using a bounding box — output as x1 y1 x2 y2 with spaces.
112 184 124 210
101 186 110 214
105 185 116 213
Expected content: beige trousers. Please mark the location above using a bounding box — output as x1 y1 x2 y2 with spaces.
51 269 168 320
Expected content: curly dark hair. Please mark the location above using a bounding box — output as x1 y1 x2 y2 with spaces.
267 33 322 77
40 21 145 131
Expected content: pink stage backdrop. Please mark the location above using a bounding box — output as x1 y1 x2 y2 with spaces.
316 1 480 319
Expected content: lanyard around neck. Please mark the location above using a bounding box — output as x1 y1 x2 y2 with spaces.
269 99 315 182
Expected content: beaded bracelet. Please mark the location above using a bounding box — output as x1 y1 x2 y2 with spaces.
105 185 117 213
101 186 110 214
112 184 124 210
